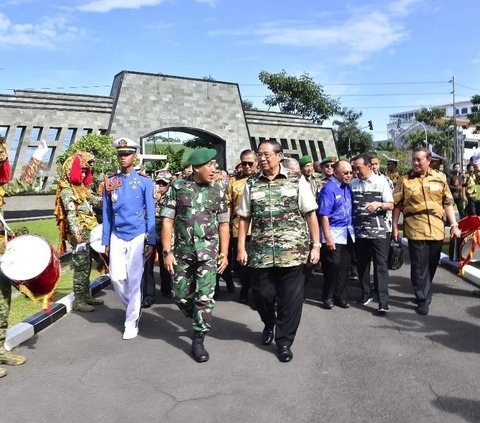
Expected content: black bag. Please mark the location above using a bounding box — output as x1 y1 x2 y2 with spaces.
388 241 404 270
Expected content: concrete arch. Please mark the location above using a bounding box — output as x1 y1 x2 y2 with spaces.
141 126 228 169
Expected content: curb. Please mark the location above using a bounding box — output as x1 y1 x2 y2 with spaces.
5 275 111 351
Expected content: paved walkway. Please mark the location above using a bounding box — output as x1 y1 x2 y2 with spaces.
2 256 480 423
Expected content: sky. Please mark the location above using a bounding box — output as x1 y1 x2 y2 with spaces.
0 0 479 141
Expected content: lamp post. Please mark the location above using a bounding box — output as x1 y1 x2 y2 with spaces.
395 119 428 148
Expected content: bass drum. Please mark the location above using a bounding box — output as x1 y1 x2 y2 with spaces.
89 224 105 254
0 234 60 296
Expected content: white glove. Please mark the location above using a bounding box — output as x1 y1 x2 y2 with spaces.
32 138 48 161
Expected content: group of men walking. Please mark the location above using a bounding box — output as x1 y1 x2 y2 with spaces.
1 138 463 376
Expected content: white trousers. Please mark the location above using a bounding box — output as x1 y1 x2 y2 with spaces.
109 233 145 329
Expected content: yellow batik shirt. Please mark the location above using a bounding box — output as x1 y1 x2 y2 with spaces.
393 168 454 241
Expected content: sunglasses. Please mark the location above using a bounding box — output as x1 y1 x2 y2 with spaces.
323 163 334 168
256 152 276 159
241 161 254 166
342 171 353 175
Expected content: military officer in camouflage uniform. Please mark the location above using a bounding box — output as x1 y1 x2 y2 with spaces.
299 154 321 197
237 140 320 363
54 151 103 312
0 139 48 378
160 147 229 363
393 148 461 315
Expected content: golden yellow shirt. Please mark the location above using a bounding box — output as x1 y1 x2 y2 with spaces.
393 169 453 241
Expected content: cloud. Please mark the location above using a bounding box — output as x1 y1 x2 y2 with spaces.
0 13 82 48
212 1 420 65
77 0 168 12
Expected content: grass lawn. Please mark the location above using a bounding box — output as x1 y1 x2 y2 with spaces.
5 218 104 327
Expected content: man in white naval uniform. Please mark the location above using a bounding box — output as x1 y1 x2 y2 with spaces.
102 137 156 340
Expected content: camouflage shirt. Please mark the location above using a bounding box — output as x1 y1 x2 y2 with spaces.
160 176 229 261
237 165 318 268
393 168 454 241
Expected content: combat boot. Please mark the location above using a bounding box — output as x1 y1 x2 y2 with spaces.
72 296 95 312
191 332 209 363
0 367 6 377
84 295 104 306
0 346 26 366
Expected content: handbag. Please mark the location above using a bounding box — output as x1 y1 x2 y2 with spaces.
388 240 404 270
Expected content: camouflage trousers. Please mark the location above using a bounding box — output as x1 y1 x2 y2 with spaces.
173 258 216 333
71 243 92 298
0 272 12 347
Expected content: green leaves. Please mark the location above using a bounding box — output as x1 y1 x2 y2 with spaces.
258 70 340 124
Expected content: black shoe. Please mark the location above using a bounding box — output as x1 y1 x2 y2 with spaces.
141 297 154 308
161 291 173 300
377 305 389 315
261 326 274 345
238 290 249 304
323 298 334 309
191 332 209 363
334 299 350 309
277 345 293 363
416 303 429 315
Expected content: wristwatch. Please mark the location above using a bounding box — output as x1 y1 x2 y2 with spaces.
162 250 172 258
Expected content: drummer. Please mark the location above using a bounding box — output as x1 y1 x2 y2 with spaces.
54 151 104 312
0 138 48 378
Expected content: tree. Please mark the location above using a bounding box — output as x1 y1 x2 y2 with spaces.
241 99 256 110
56 133 116 184
468 95 480 125
145 144 186 175
333 108 373 157
258 70 340 124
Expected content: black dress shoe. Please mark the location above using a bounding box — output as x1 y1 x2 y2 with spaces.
334 299 350 309
323 299 334 309
261 326 274 345
277 345 293 362
141 297 154 308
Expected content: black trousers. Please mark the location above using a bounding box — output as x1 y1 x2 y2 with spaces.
249 265 305 347
355 237 390 306
408 239 443 306
454 197 465 219
320 237 353 302
155 241 173 296
466 196 476 216
232 237 250 293
141 252 156 301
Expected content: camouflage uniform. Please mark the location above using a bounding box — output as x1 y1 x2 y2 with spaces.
54 152 103 312
237 165 318 348
160 175 229 333
0 142 47 377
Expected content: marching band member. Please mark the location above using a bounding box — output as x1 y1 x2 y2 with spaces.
0 139 48 378
54 151 103 312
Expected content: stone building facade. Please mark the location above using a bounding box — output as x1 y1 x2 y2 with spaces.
0 70 337 187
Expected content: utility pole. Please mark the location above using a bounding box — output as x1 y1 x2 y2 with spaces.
451 75 460 165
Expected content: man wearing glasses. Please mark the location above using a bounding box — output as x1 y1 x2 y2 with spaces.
318 160 355 310
319 156 337 188
226 149 258 304
236 140 320 363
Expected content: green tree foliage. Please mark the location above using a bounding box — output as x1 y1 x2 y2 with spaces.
333 108 373 157
145 144 186 175
56 133 116 183
468 95 480 125
183 137 214 149
404 108 455 162
258 70 340 124
241 99 256 110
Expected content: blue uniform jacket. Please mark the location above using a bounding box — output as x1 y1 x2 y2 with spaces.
102 170 156 246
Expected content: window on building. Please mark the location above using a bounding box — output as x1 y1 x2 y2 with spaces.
461 107 468 114
10 126 25 163
30 126 43 141
47 127 61 142
63 128 76 150
0 126 9 142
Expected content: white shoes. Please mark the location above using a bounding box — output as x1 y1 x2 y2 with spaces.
122 327 138 340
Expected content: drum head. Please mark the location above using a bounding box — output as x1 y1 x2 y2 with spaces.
1 235 52 281
89 224 105 253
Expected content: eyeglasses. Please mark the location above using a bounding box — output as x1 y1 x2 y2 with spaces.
256 152 277 159
241 161 254 166
323 163 334 168
342 171 353 175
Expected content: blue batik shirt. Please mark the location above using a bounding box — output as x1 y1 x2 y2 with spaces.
317 176 355 245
